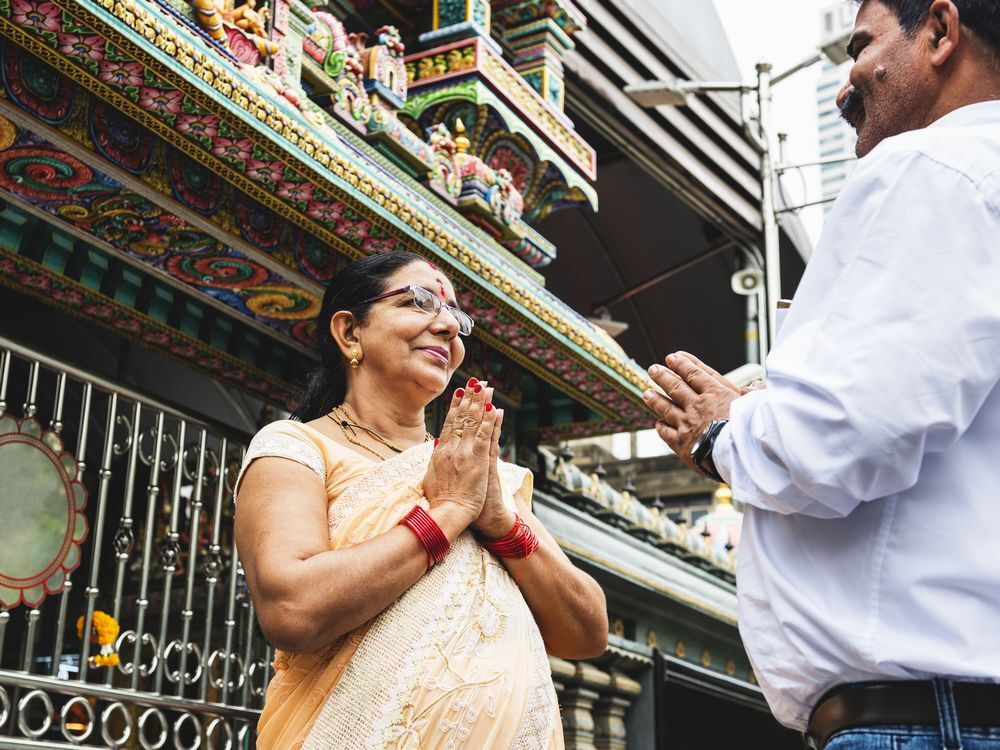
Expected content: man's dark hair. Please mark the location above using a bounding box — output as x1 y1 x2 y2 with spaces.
861 1 1000 59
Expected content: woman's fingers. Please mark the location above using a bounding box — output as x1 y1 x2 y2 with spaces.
489 408 504 462
437 386 467 445
440 378 485 445
473 398 499 453
460 378 489 439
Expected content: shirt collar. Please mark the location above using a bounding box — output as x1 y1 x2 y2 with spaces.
928 99 1000 129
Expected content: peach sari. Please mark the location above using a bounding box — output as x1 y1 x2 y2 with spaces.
237 420 564 750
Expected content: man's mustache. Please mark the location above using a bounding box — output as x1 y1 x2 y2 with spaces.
839 87 864 129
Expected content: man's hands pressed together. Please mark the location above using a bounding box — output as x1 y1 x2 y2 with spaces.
643 351 743 477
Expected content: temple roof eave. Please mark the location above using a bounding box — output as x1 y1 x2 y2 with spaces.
0 0 647 427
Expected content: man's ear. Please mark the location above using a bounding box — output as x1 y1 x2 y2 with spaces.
925 0 961 67
330 310 361 360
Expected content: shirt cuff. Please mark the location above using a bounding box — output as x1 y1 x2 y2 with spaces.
710 422 735 486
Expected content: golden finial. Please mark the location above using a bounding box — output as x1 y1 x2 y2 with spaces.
714 483 733 506
454 117 471 154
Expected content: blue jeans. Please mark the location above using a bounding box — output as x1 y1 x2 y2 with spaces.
826 728 1000 750
822 680 1000 750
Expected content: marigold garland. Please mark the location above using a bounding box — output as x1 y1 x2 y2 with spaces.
76 611 121 668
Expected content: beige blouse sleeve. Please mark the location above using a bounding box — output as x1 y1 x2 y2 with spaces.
234 420 326 498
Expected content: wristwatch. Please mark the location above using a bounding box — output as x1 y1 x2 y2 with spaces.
690 419 729 483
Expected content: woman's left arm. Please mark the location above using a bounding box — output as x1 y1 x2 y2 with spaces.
472 405 607 660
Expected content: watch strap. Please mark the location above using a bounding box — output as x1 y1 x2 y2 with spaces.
691 419 728 483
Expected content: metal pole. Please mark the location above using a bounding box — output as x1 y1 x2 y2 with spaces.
757 61 781 350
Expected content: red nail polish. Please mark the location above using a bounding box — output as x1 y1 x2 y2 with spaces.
474 384 482 394
434 438 439 447
455 388 465 398
485 403 493 412
467 377 478 387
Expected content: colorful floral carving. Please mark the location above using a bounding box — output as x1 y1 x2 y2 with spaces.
276 181 314 203
90 98 154 175
166 253 270 288
1 43 74 124
56 33 104 62
138 87 184 117
97 59 143 87
10 0 60 33
244 159 285 183
176 113 221 140
234 194 283 251
169 150 223 215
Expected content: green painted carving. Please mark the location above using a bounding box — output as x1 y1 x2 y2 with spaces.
471 0 489 27
437 0 468 27
0 416 88 608
522 70 543 96
402 81 479 120
324 49 347 78
547 75 562 108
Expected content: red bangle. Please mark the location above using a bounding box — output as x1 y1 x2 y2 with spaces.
400 505 450 569
480 514 539 560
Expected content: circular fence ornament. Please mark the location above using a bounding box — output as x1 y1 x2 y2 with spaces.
0 415 88 608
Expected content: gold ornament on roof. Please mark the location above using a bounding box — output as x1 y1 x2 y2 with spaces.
454 118 471 155
714 483 733 505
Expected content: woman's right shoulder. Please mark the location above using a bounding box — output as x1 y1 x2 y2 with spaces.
247 419 360 467
251 418 315 442
237 420 328 492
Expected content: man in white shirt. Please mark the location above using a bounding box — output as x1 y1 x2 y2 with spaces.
642 1 1000 749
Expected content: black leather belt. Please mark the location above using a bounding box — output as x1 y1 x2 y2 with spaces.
805 681 1000 750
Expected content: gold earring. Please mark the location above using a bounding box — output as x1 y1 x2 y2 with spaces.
350 348 361 369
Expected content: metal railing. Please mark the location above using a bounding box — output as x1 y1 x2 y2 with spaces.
0 336 266 748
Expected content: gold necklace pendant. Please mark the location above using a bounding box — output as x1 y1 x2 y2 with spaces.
334 404 404 453
327 404 435 459
327 406 389 461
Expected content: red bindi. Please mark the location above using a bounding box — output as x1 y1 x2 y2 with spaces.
435 277 447 300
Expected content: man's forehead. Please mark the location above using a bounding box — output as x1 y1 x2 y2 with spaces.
854 0 897 32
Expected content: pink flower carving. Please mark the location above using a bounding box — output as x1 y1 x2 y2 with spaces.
11 0 61 32
138 87 184 116
98 60 143 87
112 318 142 334
306 201 345 222
143 331 171 346
51 288 84 306
211 137 254 162
176 113 220 139
334 218 372 241
360 237 398 254
276 181 314 202
57 33 104 61
25 275 51 290
246 160 285 183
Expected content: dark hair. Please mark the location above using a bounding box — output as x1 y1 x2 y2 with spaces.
290 251 426 422
860 0 1000 59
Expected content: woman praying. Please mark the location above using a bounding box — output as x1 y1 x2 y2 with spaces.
234 251 608 749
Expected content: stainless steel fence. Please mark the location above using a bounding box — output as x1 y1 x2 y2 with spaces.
0 335 267 748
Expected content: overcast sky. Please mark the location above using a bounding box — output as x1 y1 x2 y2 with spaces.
713 0 857 247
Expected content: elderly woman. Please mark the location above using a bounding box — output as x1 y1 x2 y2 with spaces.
235 251 608 749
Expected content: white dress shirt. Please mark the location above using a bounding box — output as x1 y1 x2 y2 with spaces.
712 101 1000 730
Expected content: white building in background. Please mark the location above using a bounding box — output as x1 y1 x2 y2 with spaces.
817 1 858 217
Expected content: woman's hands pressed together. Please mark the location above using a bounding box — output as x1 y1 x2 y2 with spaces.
422 378 500 533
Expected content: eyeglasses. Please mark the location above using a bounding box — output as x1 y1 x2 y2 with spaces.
357 285 475 336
